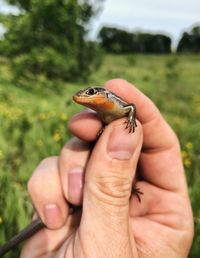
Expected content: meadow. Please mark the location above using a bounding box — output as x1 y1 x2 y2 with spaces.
0 54 200 257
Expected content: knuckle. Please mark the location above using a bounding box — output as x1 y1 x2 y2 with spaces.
98 176 131 199
27 156 58 195
88 170 132 206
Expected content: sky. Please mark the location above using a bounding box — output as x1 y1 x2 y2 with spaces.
91 0 200 46
0 0 200 47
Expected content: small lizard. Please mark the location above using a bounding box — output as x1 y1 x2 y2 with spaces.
73 87 137 133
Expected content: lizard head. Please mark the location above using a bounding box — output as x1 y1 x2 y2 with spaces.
73 87 107 105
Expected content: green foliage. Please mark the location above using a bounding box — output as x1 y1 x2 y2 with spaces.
98 26 172 54
0 54 200 257
177 24 200 53
165 55 180 82
0 0 103 86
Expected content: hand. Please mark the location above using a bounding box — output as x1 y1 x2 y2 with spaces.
20 79 194 258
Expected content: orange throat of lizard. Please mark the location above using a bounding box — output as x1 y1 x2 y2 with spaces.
73 95 115 111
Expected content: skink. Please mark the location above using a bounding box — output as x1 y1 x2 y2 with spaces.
73 86 137 133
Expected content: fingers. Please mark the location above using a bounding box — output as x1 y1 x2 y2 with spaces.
28 157 68 229
25 139 90 257
68 110 102 141
28 138 91 230
79 118 142 254
59 137 91 205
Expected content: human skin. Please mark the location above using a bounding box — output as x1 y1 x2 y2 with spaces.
20 79 194 258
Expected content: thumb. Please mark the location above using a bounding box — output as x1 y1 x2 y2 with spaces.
80 118 142 256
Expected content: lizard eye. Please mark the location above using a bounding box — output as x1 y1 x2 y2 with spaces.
86 88 96 96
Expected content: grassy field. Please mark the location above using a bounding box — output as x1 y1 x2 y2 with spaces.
0 54 200 257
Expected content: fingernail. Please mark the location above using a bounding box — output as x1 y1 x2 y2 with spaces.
44 204 63 228
107 124 136 160
68 167 84 200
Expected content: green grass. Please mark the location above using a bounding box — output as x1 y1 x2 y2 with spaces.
0 54 200 257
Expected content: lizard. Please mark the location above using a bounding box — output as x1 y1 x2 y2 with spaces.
73 86 137 133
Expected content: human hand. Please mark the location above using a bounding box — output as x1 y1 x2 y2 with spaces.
20 79 194 258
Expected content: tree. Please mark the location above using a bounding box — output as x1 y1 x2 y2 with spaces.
0 0 103 86
177 25 200 53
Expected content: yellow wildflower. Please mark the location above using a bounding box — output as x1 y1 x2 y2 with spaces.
0 104 23 120
53 132 62 142
185 142 193 150
10 110 22 120
181 150 187 159
184 159 191 168
38 113 47 121
0 216 3 224
36 140 44 147
59 112 68 121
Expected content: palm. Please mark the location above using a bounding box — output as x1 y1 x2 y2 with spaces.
50 181 190 258
129 180 192 258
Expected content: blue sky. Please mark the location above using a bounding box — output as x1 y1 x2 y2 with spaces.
0 0 200 46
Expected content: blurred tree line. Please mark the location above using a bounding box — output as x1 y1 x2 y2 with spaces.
98 26 171 54
98 25 200 55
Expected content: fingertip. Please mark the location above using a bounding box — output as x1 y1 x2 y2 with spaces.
68 110 102 141
104 78 129 88
43 203 68 229
104 78 138 96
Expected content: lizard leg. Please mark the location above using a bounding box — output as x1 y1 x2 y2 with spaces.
131 186 143 202
124 104 137 133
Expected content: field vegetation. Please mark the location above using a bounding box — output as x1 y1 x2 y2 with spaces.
0 54 200 257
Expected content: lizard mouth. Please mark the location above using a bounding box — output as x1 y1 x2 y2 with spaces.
73 94 95 104
72 95 79 102
72 95 87 104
